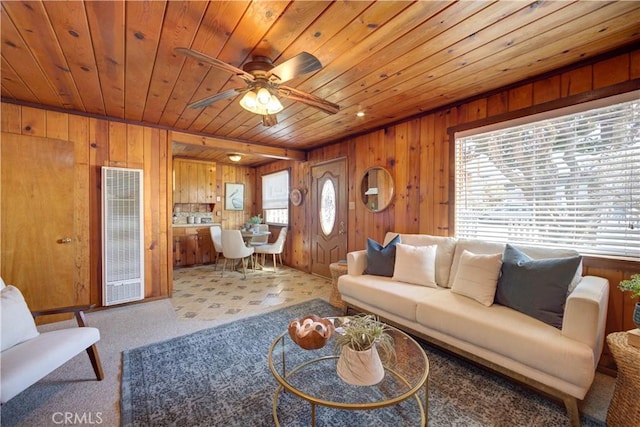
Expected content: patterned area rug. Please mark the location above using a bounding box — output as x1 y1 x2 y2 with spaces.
121 299 603 426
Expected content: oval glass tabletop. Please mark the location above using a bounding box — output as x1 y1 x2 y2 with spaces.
268 317 429 425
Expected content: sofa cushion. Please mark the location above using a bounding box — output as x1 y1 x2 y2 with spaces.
364 234 400 277
496 244 582 328
450 250 502 306
415 291 595 389
384 233 457 287
448 239 583 294
1 285 40 352
392 243 437 287
338 274 440 322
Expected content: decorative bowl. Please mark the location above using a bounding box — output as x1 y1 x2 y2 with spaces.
288 315 334 350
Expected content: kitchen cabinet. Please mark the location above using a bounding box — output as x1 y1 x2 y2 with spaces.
173 159 216 204
173 226 214 268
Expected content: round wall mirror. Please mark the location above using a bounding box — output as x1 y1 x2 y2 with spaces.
360 167 394 212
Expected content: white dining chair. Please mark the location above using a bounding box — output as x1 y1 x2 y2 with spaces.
221 230 255 279
254 227 287 273
209 225 223 270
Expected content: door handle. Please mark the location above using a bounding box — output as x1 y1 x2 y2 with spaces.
58 238 72 244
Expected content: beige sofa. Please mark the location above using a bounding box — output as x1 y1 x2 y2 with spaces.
337 233 609 427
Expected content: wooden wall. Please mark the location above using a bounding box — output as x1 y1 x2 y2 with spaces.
256 47 640 370
1 104 173 305
214 162 256 230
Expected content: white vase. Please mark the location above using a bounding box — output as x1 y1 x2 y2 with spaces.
336 345 385 386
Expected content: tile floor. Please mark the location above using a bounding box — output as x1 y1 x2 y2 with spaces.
172 263 333 322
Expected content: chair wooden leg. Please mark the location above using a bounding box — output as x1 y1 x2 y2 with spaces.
273 254 277 273
213 252 219 271
221 258 227 277
86 344 104 380
241 257 247 279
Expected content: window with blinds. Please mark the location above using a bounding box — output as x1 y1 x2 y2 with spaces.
262 169 290 225
455 92 639 259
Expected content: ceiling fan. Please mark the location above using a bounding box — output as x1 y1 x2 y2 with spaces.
175 47 340 126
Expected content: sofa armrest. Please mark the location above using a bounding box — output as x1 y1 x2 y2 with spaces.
562 276 609 364
347 250 367 276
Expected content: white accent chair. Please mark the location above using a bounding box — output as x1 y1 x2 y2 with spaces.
209 225 223 270
0 278 104 403
254 227 287 273
221 230 255 279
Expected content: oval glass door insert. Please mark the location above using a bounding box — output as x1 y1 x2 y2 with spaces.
320 179 336 236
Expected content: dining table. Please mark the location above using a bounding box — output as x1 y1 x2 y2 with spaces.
240 229 271 270
241 229 271 244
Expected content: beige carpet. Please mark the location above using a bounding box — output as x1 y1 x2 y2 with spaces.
0 265 614 427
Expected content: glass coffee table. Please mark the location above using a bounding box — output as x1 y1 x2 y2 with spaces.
268 317 429 426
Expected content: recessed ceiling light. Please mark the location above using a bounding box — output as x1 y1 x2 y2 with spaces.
356 111 365 117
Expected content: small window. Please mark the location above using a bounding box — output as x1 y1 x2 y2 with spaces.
454 92 639 259
320 179 336 235
262 170 289 225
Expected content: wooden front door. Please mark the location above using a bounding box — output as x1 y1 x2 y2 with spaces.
1 133 83 311
310 158 347 278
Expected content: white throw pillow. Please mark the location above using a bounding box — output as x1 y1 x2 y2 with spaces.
451 250 503 306
392 243 437 287
1 285 40 352
0 276 5 289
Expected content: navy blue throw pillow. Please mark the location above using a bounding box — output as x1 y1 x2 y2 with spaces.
364 234 401 277
495 244 581 329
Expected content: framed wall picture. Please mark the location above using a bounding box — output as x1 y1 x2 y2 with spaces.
225 183 244 211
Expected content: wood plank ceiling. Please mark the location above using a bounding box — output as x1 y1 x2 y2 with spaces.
2 1 640 166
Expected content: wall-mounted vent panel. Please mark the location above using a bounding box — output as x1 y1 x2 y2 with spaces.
102 167 144 306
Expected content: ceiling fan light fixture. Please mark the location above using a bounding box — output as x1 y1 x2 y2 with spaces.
267 96 283 114
227 153 242 162
257 87 272 105
239 88 284 115
239 91 258 110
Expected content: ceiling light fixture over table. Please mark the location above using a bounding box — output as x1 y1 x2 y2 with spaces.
176 48 339 127
227 153 242 162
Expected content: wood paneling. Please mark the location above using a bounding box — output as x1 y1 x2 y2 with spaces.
216 163 256 231
0 104 173 309
256 48 640 371
3 1 640 158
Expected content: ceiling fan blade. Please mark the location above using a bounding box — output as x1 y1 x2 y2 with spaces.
262 114 278 127
278 86 340 115
187 88 247 109
268 52 322 84
175 47 255 82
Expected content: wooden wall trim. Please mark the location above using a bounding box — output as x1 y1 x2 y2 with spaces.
449 79 640 135
0 96 303 162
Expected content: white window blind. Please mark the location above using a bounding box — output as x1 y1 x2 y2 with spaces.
262 169 289 225
455 95 640 259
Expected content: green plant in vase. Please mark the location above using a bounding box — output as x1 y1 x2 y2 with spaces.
334 314 395 386
618 273 640 329
249 214 262 224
